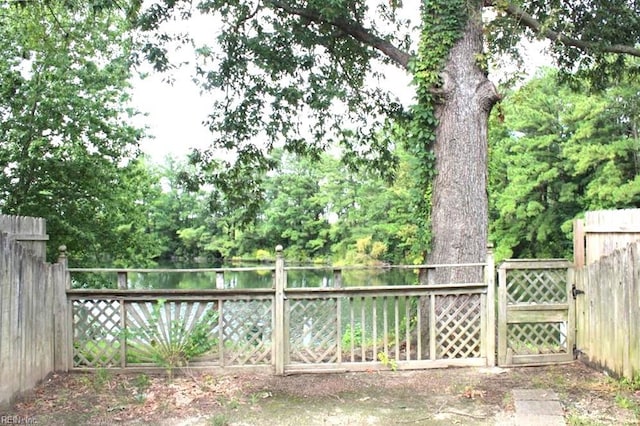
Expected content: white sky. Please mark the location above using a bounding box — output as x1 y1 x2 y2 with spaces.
130 3 551 164
132 70 213 163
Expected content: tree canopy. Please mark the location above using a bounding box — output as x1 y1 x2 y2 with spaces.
131 0 640 274
0 0 158 266
490 67 640 261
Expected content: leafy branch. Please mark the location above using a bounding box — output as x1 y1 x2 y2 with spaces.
486 0 640 58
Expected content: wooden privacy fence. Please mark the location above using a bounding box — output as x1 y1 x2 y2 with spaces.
0 214 49 259
575 241 640 380
0 227 67 409
66 247 497 374
573 208 640 267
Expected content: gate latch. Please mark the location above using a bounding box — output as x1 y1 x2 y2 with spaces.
572 284 585 299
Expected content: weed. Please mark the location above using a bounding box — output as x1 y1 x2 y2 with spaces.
131 373 151 403
377 351 398 371
342 324 363 348
566 413 599 425
502 391 513 407
208 414 229 426
133 373 151 392
94 368 111 389
619 373 640 392
615 394 638 410
249 390 272 404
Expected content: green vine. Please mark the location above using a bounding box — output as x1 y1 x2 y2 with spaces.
406 1 467 259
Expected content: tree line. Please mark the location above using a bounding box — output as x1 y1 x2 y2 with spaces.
0 1 638 269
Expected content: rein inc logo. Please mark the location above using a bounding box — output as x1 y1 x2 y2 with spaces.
0 416 37 425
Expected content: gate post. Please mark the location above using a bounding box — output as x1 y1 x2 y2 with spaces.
274 245 286 375
53 245 71 372
485 245 496 366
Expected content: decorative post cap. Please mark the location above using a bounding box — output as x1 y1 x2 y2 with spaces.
275 245 283 253
58 245 67 257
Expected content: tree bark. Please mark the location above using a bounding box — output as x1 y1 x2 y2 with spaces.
427 5 499 284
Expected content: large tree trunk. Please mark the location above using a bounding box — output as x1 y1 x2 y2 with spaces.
426 5 499 284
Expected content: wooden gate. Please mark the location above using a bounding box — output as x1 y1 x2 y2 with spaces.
498 260 574 366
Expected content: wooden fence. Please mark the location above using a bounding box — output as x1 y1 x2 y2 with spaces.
575 241 640 379
0 214 49 259
0 225 68 409
573 208 640 267
66 246 497 374
498 260 574 367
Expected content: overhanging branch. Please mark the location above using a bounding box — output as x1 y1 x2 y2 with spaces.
488 1 640 58
267 0 412 69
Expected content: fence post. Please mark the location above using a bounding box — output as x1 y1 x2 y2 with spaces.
485 244 496 366
53 245 71 372
333 268 342 288
117 272 128 289
573 219 585 268
216 272 225 289
274 245 286 375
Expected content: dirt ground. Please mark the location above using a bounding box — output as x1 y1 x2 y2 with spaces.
4 362 640 425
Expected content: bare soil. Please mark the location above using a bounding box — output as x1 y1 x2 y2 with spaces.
4 362 640 425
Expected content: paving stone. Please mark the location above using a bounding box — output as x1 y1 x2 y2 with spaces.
512 389 559 401
515 399 564 416
509 388 566 426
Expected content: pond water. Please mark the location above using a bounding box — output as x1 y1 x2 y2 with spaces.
130 263 419 290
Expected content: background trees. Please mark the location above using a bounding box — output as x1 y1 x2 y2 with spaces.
133 0 640 278
490 68 640 261
0 1 158 266
2 1 639 269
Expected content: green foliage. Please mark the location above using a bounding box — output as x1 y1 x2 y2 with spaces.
74 340 121 367
489 68 640 260
377 351 398 371
132 0 640 270
486 1 640 90
341 324 363 348
152 148 418 264
0 1 161 269
404 0 467 257
126 300 219 375
619 373 640 392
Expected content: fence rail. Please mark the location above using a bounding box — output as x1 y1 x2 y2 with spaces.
67 247 496 374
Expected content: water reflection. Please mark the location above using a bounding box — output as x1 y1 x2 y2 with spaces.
130 263 419 289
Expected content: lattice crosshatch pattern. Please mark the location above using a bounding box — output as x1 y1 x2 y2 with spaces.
221 299 272 365
507 322 567 355
67 253 497 372
435 294 482 359
73 299 122 367
506 269 567 304
289 298 338 363
498 261 574 366
126 301 219 366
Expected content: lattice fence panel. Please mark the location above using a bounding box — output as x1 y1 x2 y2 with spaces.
435 294 481 359
126 301 219 366
507 322 568 355
221 299 272 365
73 299 121 367
506 269 567 304
289 298 338 363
